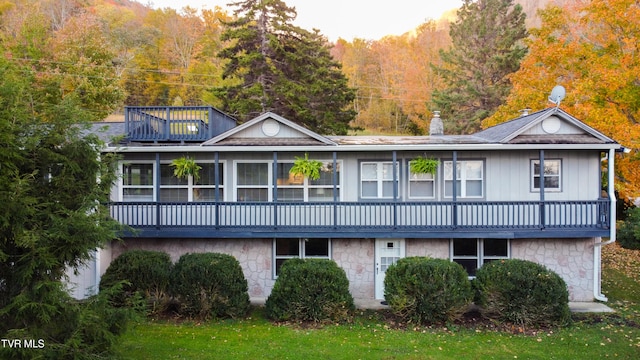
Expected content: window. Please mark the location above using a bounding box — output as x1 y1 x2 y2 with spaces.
277 162 340 202
444 160 483 198
361 161 399 199
122 163 154 201
273 238 331 276
159 162 224 202
194 163 225 201
531 159 561 191
451 238 509 277
408 161 436 199
236 162 269 201
236 161 340 202
159 164 187 201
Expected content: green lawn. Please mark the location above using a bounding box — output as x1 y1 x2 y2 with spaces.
113 244 640 359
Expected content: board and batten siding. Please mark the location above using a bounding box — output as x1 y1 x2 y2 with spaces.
483 150 601 201
113 149 602 203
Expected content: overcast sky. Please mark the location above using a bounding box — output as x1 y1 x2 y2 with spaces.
143 0 463 41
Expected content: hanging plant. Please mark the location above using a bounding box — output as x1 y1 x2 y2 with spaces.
170 156 202 181
289 153 323 181
410 156 439 175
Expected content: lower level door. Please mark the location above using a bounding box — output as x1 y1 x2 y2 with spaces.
374 239 405 299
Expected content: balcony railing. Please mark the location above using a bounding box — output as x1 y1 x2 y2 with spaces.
109 200 610 237
125 106 235 142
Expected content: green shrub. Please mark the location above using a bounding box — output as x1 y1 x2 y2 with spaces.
99 250 172 312
618 207 640 250
170 253 250 319
1 281 140 360
384 257 473 324
474 259 571 327
265 259 355 322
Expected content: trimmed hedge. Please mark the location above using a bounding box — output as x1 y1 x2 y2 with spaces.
474 259 571 327
99 250 172 310
384 257 473 324
265 259 355 322
170 253 250 319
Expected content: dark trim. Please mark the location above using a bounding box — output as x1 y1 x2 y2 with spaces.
117 228 610 239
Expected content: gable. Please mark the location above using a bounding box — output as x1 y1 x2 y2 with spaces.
202 112 336 146
476 108 617 145
509 115 607 144
521 115 584 136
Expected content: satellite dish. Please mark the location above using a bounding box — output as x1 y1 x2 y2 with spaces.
548 85 566 107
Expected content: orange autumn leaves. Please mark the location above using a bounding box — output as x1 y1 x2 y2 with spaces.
485 0 640 199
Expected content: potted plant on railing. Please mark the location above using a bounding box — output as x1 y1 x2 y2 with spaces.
410 156 439 176
171 156 201 181
289 153 323 181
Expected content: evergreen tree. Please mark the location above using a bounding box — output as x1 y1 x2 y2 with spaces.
213 0 356 135
431 0 528 134
0 49 130 358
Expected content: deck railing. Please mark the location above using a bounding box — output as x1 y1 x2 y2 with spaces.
109 200 610 233
125 106 217 141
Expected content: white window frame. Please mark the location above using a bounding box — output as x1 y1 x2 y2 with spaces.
159 161 225 202
234 160 342 202
276 161 342 202
120 161 155 202
444 160 484 198
531 159 562 192
273 238 332 277
407 160 436 199
234 161 271 202
450 238 510 277
360 161 400 199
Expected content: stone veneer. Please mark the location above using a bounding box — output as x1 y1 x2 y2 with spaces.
331 239 375 299
110 238 275 298
511 238 595 302
108 237 597 302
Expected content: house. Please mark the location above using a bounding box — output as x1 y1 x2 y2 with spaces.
67 105 621 303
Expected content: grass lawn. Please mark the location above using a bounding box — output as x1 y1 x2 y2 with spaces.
113 244 640 359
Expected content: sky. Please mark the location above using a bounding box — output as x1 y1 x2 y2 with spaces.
144 0 463 41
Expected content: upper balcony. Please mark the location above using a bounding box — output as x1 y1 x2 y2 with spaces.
109 199 611 239
124 106 236 142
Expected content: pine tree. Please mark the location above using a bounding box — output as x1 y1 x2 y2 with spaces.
213 0 356 135
0 47 130 358
431 0 528 134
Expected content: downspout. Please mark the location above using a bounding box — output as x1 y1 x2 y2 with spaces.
593 148 617 301
91 248 102 295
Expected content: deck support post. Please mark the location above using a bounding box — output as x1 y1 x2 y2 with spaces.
273 152 278 229
539 150 546 229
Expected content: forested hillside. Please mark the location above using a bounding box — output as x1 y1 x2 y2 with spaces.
0 0 637 197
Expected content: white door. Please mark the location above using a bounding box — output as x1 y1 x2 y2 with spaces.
375 239 405 299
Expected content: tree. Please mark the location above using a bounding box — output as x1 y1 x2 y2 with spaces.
431 0 528 134
483 0 640 200
0 49 133 358
333 20 451 135
213 0 356 135
46 12 125 120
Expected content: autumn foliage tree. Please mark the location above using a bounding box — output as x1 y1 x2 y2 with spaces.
334 20 451 134
484 0 640 199
432 0 528 134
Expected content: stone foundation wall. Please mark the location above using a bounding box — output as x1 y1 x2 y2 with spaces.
107 237 597 302
406 238 450 258
332 239 375 299
511 238 595 302
110 238 274 298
